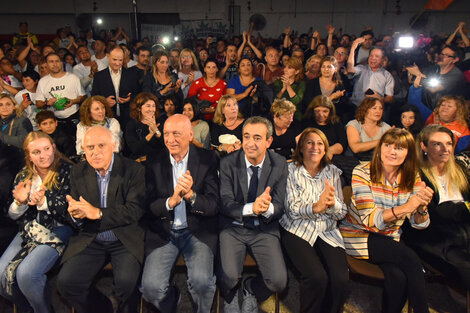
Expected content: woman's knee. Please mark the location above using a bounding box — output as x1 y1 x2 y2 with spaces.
300 267 328 291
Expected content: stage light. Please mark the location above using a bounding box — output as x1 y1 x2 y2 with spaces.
162 36 170 44
397 36 414 49
96 18 103 25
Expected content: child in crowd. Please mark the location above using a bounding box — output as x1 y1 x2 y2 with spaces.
36 110 75 157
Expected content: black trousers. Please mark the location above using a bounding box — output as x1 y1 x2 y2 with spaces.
57 240 141 313
368 233 429 313
281 229 348 313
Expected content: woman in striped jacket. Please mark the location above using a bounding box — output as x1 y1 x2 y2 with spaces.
280 127 348 313
340 128 433 313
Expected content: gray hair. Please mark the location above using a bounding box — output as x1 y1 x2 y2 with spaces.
243 116 273 139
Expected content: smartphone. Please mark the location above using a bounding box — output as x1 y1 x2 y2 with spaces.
22 93 31 102
365 88 375 95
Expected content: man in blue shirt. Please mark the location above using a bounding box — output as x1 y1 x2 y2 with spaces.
142 114 219 313
57 126 145 313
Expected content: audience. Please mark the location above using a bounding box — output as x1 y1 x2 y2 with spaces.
2 19 470 312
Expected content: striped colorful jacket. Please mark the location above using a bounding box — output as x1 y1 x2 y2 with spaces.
340 162 429 259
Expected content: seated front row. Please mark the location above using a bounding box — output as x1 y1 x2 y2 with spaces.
2 119 469 313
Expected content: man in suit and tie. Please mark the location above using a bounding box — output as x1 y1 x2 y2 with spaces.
91 46 140 129
142 114 219 313
218 116 288 312
57 126 145 313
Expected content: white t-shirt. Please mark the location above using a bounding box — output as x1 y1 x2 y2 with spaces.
36 72 85 119
75 118 122 154
14 89 38 130
73 63 93 96
91 55 109 71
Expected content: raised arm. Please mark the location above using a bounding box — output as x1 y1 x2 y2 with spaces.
237 31 248 61
347 37 365 74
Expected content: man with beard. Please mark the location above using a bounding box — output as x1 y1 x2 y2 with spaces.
36 53 86 136
128 46 151 89
220 44 239 81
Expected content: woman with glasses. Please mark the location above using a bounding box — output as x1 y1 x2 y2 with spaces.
177 49 202 98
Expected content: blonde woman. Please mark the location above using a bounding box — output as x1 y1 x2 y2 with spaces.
142 50 183 105
0 132 73 313
270 98 300 159
177 48 202 98
210 95 244 154
404 124 470 291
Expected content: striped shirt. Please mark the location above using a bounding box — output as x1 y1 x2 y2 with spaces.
280 163 347 249
340 162 429 259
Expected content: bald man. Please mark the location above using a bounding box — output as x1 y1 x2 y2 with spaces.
57 126 145 313
142 114 219 313
91 46 140 129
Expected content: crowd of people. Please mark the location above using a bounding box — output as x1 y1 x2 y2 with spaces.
0 19 470 313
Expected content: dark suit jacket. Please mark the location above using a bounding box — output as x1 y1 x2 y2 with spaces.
62 154 146 263
219 149 288 236
91 67 140 116
145 145 219 255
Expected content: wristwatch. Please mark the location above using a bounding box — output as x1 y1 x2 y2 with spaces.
188 192 197 205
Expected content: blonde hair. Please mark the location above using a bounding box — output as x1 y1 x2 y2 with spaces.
22 131 68 191
270 98 296 117
416 124 469 194
177 48 200 72
0 94 23 116
213 95 243 125
433 95 468 127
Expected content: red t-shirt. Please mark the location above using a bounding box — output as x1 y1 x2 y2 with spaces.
425 113 470 143
188 77 227 120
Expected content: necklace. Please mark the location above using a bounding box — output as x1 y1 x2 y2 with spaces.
224 118 238 128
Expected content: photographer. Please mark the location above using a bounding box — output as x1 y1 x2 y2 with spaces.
406 45 467 109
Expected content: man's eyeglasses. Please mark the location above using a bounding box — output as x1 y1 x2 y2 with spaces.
334 51 347 56
440 53 455 58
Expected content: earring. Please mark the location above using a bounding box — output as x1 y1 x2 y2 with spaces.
424 152 427 156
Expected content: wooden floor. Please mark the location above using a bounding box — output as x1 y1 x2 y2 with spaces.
0 269 466 313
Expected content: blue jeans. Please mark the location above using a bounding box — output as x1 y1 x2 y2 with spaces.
0 226 73 313
141 229 216 313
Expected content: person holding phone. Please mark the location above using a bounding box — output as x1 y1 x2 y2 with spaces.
14 71 40 130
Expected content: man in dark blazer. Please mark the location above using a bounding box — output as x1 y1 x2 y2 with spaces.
91 46 140 129
142 114 219 313
57 126 145 313
218 116 288 312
